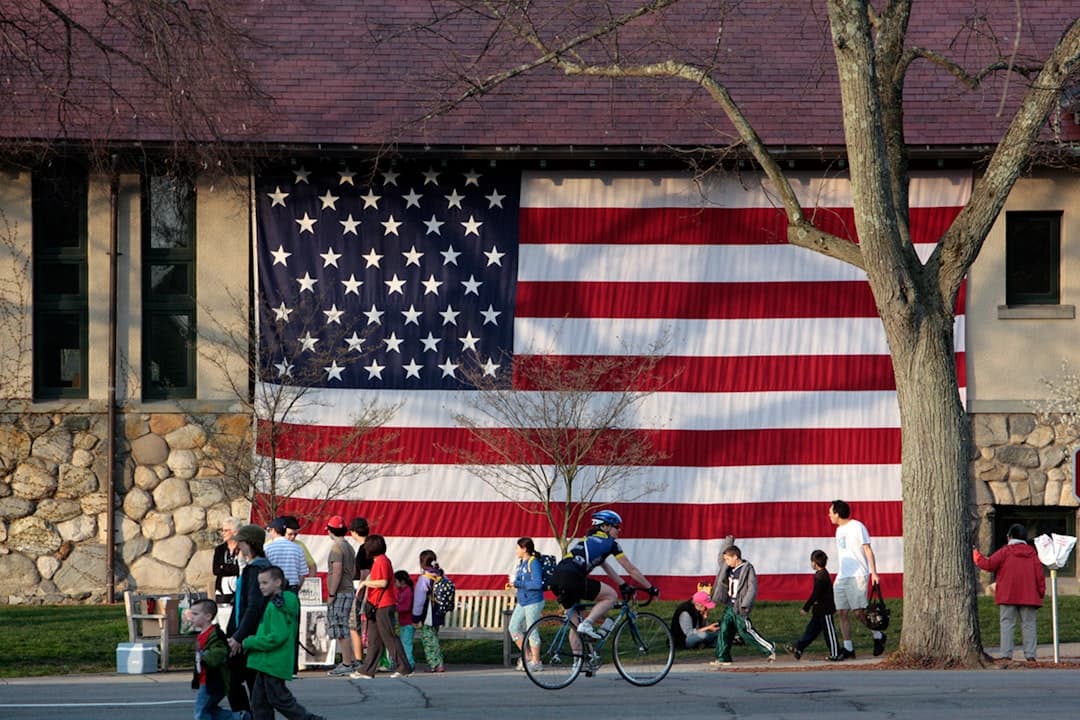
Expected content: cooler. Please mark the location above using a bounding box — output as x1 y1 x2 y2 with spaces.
116 642 159 674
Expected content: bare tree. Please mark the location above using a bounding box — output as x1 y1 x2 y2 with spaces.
450 338 672 552
199 288 404 523
407 1 1080 665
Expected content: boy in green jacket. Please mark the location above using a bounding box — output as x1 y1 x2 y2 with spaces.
242 565 326 720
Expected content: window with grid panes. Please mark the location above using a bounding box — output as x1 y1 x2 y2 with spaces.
142 175 196 399
32 164 88 399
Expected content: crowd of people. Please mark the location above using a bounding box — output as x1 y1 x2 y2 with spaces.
188 499 1048 716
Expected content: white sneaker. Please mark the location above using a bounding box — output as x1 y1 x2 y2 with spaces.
515 658 524 671
527 661 543 672
576 620 601 639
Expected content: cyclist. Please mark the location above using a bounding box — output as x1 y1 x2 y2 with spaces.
548 509 659 639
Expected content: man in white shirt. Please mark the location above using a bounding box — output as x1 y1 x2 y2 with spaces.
828 499 886 658
264 516 309 592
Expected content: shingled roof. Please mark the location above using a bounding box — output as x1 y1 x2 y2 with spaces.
2 1 1077 153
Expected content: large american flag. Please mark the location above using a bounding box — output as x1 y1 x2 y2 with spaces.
254 162 970 600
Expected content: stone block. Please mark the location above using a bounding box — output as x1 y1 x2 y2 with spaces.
70 448 94 468
36 555 60 580
133 465 160 491
121 534 151 565
0 552 39 589
152 534 195 568
189 479 225 508
1026 425 1055 448
52 544 109 596
56 514 96 543
989 481 1014 505
11 460 57 499
8 516 62 555
1010 479 1031 505
56 465 98 498
80 492 110 515
166 449 199 480
995 444 1040 468
166 423 207 450
149 414 186 436
31 426 72 467
128 555 185 592
1039 446 1067 470
141 511 174 540
0 496 35 520
35 498 82 523
173 505 206 535
185 548 215 589
1008 414 1036 440
130 433 168 466
122 488 153 521
153 477 192 512
972 414 1008 447
0 425 31 471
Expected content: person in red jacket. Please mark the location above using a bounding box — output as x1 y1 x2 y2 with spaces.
973 523 1046 663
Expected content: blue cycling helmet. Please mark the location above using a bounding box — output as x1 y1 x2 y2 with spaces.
591 509 623 527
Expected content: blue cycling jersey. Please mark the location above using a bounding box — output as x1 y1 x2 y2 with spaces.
565 530 623 571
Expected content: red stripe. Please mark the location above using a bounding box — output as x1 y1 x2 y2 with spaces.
511 352 965 392
258 422 902 466
517 279 967 319
519 206 960 246
445 573 904 601
260 497 903 540
517 280 881 319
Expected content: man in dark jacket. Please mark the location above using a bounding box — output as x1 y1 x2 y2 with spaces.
973 523 1046 663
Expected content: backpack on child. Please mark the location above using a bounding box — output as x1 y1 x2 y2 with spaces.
430 574 457 614
538 554 557 590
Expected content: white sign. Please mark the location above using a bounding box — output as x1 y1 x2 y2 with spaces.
1034 533 1077 570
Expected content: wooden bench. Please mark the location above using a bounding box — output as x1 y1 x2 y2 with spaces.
123 590 203 671
439 589 518 666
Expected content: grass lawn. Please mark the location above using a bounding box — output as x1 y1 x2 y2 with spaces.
5 596 1080 677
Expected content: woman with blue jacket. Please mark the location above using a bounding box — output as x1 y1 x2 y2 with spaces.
507 537 545 671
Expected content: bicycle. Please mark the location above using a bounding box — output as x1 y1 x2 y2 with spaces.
521 585 674 690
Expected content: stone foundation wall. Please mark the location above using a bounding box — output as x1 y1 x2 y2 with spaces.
0 412 250 604
971 412 1080 589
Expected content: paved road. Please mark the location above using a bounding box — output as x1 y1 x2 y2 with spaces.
2 651 1078 720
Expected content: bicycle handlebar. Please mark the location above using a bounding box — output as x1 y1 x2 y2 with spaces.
620 584 659 606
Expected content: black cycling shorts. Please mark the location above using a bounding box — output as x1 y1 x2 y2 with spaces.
548 561 601 609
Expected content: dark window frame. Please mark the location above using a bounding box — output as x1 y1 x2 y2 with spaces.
141 174 197 400
32 165 89 400
992 505 1075 575
1005 211 1062 306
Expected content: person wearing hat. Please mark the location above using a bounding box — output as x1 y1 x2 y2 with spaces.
225 523 271 713
281 516 318 579
265 517 309 592
324 515 358 676
671 590 720 650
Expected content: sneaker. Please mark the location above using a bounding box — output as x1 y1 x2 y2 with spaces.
349 671 374 679
708 659 733 667
826 654 844 662
427 665 445 673
766 652 776 662
389 671 413 678
327 662 354 677
784 644 802 660
840 648 856 660
873 633 887 657
526 661 543 672
515 657 524 671
576 620 601 640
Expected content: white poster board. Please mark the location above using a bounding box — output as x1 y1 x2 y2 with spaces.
298 576 324 605
298 605 336 669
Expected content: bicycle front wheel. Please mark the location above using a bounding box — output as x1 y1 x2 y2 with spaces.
611 611 674 686
522 614 584 690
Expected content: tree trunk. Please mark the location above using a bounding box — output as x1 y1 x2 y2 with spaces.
888 307 983 666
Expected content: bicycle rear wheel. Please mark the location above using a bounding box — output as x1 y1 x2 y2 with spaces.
611 611 674 686
522 614 584 690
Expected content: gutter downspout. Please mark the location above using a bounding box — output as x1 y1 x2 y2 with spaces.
106 157 119 604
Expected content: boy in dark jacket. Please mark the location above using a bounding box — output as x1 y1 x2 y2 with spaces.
186 598 248 720
242 565 325 720
784 550 841 661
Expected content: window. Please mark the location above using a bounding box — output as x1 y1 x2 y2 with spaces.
1005 211 1061 306
142 175 196 399
993 505 1075 575
33 164 88 399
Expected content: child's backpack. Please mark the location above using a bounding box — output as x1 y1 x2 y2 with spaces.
538 554 557 590
430 574 456 615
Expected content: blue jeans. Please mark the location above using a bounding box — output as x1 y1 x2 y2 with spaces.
194 685 244 720
400 623 416 668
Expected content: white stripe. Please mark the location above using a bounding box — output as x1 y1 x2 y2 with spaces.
298 535 903 578
521 170 971 209
514 316 966 355
259 384 903 430
518 241 950 284
256 462 903 504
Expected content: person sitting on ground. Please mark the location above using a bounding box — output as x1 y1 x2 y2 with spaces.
548 509 659 641
671 590 720 650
